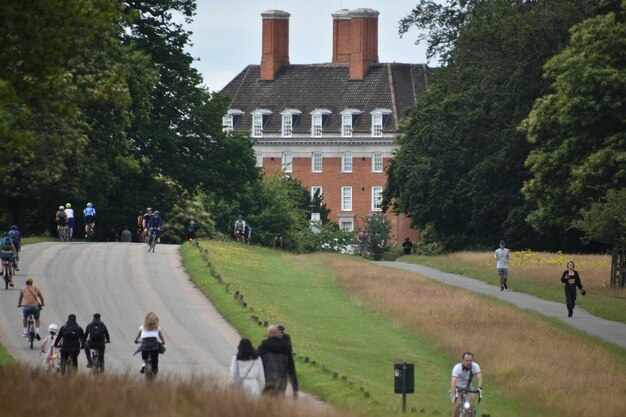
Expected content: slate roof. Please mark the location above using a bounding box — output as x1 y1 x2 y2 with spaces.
220 63 433 135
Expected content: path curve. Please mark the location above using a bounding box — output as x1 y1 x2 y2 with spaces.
379 261 626 350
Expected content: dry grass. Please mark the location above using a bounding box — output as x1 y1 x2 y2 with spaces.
319 254 626 417
1 366 352 417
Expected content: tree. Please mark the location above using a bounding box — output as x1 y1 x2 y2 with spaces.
521 7 626 241
387 0 613 251
364 214 392 261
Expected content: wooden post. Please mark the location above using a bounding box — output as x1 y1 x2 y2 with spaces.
611 245 625 288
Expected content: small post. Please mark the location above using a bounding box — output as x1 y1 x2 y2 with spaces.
402 363 407 413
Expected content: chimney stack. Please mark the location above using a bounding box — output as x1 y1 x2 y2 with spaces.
349 8 379 80
332 9 351 63
260 10 290 81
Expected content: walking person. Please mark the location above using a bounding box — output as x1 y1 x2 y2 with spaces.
494 240 510 291
357 229 368 257
402 237 414 255
561 261 586 318
276 323 292 347
121 227 132 242
54 314 85 374
230 338 265 396
449 352 483 417
257 325 298 398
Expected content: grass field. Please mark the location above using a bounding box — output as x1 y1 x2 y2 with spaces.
181 241 626 417
399 251 626 323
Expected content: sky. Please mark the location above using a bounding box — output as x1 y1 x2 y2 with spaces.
183 0 431 91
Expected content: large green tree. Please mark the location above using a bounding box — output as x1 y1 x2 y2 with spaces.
386 0 615 250
520 6 626 241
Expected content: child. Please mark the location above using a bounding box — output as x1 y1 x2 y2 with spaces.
40 323 60 371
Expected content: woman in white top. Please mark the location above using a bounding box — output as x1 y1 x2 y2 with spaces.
230 338 265 396
133 312 165 377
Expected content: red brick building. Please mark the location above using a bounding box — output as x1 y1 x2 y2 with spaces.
220 8 433 243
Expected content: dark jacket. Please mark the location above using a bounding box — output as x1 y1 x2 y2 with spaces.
54 319 85 352
561 270 583 289
257 336 298 393
83 319 110 349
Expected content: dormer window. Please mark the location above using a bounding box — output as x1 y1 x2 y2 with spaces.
222 109 244 132
370 109 392 137
340 108 362 138
310 109 331 137
280 109 302 138
251 109 272 138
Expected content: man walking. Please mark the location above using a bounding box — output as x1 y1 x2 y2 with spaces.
494 240 510 291
257 325 298 398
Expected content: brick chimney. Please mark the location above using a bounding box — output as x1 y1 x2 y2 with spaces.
260 10 290 81
349 8 379 80
332 9 351 63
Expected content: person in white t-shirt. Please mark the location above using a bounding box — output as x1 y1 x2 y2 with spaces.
450 352 483 417
64 203 75 240
494 240 510 291
230 338 265 396
133 312 165 377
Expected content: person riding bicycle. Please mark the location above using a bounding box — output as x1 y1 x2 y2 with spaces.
56 205 68 238
142 208 154 242
186 220 198 241
147 211 164 246
1 232 18 287
134 312 166 377
83 202 97 238
17 277 45 339
136 210 144 240
450 352 483 417
244 225 253 244
83 313 111 370
54 313 85 375
233 215 246 241
40 323 59 371
8 225 21 271
64 203 75 240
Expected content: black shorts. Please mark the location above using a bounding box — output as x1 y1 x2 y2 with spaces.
85 215 95 225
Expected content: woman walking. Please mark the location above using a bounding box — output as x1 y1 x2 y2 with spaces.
561 261 586 317
230 338 265 396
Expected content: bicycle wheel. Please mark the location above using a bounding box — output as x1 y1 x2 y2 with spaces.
3 265 8 290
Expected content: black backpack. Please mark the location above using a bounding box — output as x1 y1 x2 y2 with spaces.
57 211 67 226
89 323 106 342
62 323 80 341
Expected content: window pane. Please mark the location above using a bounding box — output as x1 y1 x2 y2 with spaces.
282 153 293 173
222 115 233 132
252 114 263 137
282 114 292 137
341 186 352 211
342 114 352 137
372 152 383 172
372 113 382 137
342 152 352 173
312 114 322 137
372 186 383 211
339 220 353 232
256 153 263 168
312 152 322 172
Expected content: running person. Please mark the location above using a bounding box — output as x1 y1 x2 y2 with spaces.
64 203 75 240
561 261 586 317
83 202 96 237
17 277 45 339
450 352 483 417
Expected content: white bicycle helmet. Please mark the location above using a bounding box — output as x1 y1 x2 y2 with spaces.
48 323 59 333
59 205 64 210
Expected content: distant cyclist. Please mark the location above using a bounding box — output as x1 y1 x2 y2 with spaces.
83 313 110 369
1 232 18 286
233 215 246 241
142 208 154 242
136 210 144 241
55 205 67 238
64 203 75 240
8 225 21 271
147 210 164 245
186 221 198 241
83 202 96 238
450 352 483 417
17 277 45 339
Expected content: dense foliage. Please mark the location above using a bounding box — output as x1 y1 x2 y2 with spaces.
387 0 622 251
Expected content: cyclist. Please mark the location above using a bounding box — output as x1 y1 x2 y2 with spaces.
147 210 164 246
450 352 483 417
186 220 198 241
244 225 253 244
133 312 166 377
83 202 96 238
1 232 18 287
55 205 67 239
142 208 154 242
40 323 59 371
17 277 45 339
83 313 111 369
65 203 75 240
136 210 144 241
8 225 21 271
233 215 246 241
54 313 85 375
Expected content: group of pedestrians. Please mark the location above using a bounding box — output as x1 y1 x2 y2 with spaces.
230 324 298 398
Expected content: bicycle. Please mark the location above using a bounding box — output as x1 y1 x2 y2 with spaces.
454 387 482 417
2 257 11 289
144 354 155 380
58 225 68 242
147 228 160 253
86 223 95 241
90 347 105 374
26 313 36 350
60 353 76 376
42 346 61 373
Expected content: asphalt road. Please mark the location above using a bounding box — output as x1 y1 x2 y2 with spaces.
0 242 241 380
379 261 626 350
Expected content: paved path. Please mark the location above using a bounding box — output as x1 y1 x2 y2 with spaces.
379 261 626 350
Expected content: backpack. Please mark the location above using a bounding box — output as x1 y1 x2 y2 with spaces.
89 323 106 342
57 211 67 226
62 323 80 341
0 236 12 249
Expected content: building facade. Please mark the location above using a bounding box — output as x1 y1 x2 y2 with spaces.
220 9 433 242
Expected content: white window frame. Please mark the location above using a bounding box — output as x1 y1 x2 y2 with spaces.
280 109 301 138
312 152 323 173
255 153 263 168
222 114 233 132
341 186 352 211
251 109 272 138
372 186 383 211
342 152 353 173
282 153 293 173
340 108 361 138
370 109 391 137
372 152 383 173
310 109 331 137
339 219 354 232
311 186 323 198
